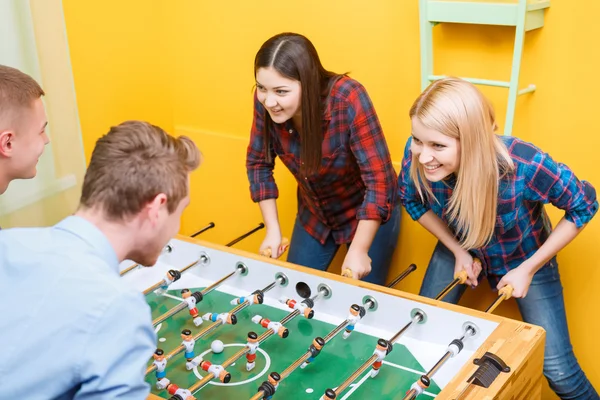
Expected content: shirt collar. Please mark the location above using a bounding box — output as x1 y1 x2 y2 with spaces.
54 215 120 274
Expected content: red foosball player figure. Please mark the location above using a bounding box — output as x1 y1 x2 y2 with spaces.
246 331 260 371
343 304 366 339
251 315 289 338
257 372 281 400
300 337 325 369
181 329 201 370
199 360 231 383
153 348 170 390
370 338 391 378
165 382 196 400
201 312 237 325
181 289 203 326
279 296 315 319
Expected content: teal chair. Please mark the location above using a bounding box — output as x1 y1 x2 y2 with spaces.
419 0 551 136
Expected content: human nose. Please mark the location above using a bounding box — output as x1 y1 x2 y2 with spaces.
264 93 277 108
418 147 434 164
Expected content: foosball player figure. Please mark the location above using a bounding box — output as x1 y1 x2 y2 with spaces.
156 269 182 295
153 348 170 389
181 329 201 370
371 338 392 378
300 337 325 369
181 288 203 326
165 382 196 400
246 331 260 371
343 304 366 339
199 359 231 383
201 311 237 325
230 290 264 306
252 315 289 338
257 372 281 400
279 296 315 319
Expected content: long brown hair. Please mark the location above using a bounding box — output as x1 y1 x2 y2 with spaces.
409 78 514 249
254 33 344 175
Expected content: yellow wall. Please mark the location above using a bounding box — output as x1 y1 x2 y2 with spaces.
62 1 600 396
62 0 175 162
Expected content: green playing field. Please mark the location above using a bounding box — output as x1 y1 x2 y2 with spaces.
146 287 441 399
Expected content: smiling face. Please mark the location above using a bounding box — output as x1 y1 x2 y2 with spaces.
255 67 302 125
410 116 460 182
0 98 49 181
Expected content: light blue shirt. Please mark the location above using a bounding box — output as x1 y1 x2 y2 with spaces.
0 216 156 399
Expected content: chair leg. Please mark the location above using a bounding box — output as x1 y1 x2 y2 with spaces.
419 0 434 91
504 0 528 136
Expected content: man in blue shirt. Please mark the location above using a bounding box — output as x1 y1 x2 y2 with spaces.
0 120 202 399
0 64 49 197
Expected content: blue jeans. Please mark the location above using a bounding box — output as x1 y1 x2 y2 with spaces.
286 205 401 286
419 241 599 400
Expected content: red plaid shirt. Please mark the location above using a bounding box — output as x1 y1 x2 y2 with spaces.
246 76 397 245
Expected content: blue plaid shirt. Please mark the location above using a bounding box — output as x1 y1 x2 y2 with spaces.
398 136 598 284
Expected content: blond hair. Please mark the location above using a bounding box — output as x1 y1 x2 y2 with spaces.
80 121 201 220
0 65 45 129
409 78 514 249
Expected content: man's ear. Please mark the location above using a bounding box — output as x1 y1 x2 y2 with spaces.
0 130 14 157
145 193 168 225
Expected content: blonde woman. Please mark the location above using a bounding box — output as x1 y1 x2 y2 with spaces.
398 77 598 399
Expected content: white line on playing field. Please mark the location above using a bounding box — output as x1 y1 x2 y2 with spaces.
191 344 271 389
338 362 436 399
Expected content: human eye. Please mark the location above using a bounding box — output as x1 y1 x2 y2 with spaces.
276 90 289 95
411 136 422 144
256 84 266 92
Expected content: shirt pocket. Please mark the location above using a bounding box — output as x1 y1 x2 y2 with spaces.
495 209 518 235
316 146 352 184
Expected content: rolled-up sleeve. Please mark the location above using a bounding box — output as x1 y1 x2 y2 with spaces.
398 137 431 221
525 150 598 227
246 91 279 203
348 83 397 222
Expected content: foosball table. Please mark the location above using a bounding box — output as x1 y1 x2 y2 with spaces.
121 235 545 400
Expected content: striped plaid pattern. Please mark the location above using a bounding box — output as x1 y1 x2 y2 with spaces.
399 136 598 284
247 76 397 245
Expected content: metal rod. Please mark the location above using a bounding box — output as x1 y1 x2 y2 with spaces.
190 222 215 238
142 259 200 295
200 268 239 298
225 223 265 247
323 319 351 343
152 266 242 326
434 276 461 301
191 308 299 394
388 314 422 346
193 285 314 394
334 354 379 395
426 351 453 377
484 295 505 313
146 292 254 376
152 302 187 326
120 244 173 277
402 328 475 400
119 263 140 276
387 264 417 288
325 312 423 399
